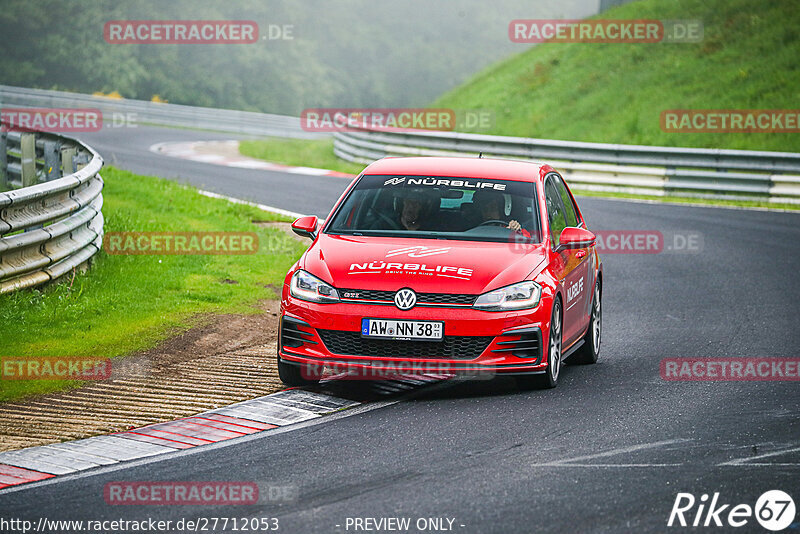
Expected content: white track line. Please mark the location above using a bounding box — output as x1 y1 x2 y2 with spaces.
197 189 306 219
534 439 689 468
718 445 800 466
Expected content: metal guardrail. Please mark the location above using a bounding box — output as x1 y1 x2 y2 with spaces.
334 128 800 203
0 130 104 294
0 84 331 295
0 85 326 140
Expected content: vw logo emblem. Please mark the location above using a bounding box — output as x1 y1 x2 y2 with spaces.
394 288 417 310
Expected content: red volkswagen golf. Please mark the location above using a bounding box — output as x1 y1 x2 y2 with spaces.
278 157 602 389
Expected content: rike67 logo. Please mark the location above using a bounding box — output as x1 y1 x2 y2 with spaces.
668 490 796 531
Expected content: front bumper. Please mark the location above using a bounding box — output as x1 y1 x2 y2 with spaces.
279 297 550 376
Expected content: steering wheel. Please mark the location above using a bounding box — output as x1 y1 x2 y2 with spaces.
478 219 509 228
373 209 402 230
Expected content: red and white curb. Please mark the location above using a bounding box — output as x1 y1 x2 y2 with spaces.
0 375 448 490
150 140 355 178
0 389 355 488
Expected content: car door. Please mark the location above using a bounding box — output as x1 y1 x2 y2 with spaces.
544 174 590 347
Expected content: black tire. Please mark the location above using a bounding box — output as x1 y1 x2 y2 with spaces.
516 297 562 390
277 357 321 387
570 280 601 365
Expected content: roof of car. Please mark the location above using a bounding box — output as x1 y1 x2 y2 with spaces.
361 157 550 183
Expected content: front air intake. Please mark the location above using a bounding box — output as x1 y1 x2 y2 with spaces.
280 316 318 349
491 327 542 362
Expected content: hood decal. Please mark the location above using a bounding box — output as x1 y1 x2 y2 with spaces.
385 245 451 258
303 234 546 293
349 260 472 280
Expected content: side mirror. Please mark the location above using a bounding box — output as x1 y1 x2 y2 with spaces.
558 227 596 250
291 216 319 240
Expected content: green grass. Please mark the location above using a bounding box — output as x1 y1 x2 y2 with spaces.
239 138 366 175
0 166 308 402
237 0 798 211
434 0 800 152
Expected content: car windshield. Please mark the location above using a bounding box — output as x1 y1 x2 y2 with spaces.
325 174 541 243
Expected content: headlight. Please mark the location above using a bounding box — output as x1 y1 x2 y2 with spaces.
473 281 541 311
290 270 339 303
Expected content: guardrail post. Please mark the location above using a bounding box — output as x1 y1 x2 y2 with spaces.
20 133 36 187
43 140 61 181
0 132 7 190
74 152 89 171
61 146 76 175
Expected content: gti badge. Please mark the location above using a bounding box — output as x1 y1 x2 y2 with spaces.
394 288 417 310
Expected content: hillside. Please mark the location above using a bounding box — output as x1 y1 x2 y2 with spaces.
0 0 592 115
434 0 800 152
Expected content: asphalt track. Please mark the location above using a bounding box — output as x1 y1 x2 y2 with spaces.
77 126 349 217
1 126 798 533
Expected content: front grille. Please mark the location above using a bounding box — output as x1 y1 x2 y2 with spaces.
317 329 492 360
418 292 476 305
339 289 477 306
339 289 395 301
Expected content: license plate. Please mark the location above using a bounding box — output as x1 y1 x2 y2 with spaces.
361 318 443 341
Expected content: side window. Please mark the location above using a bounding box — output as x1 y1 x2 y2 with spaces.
551 174 579 227
544 178 566 249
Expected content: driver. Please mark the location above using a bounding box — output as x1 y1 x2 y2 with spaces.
473 190 529 236
397 189 434 230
